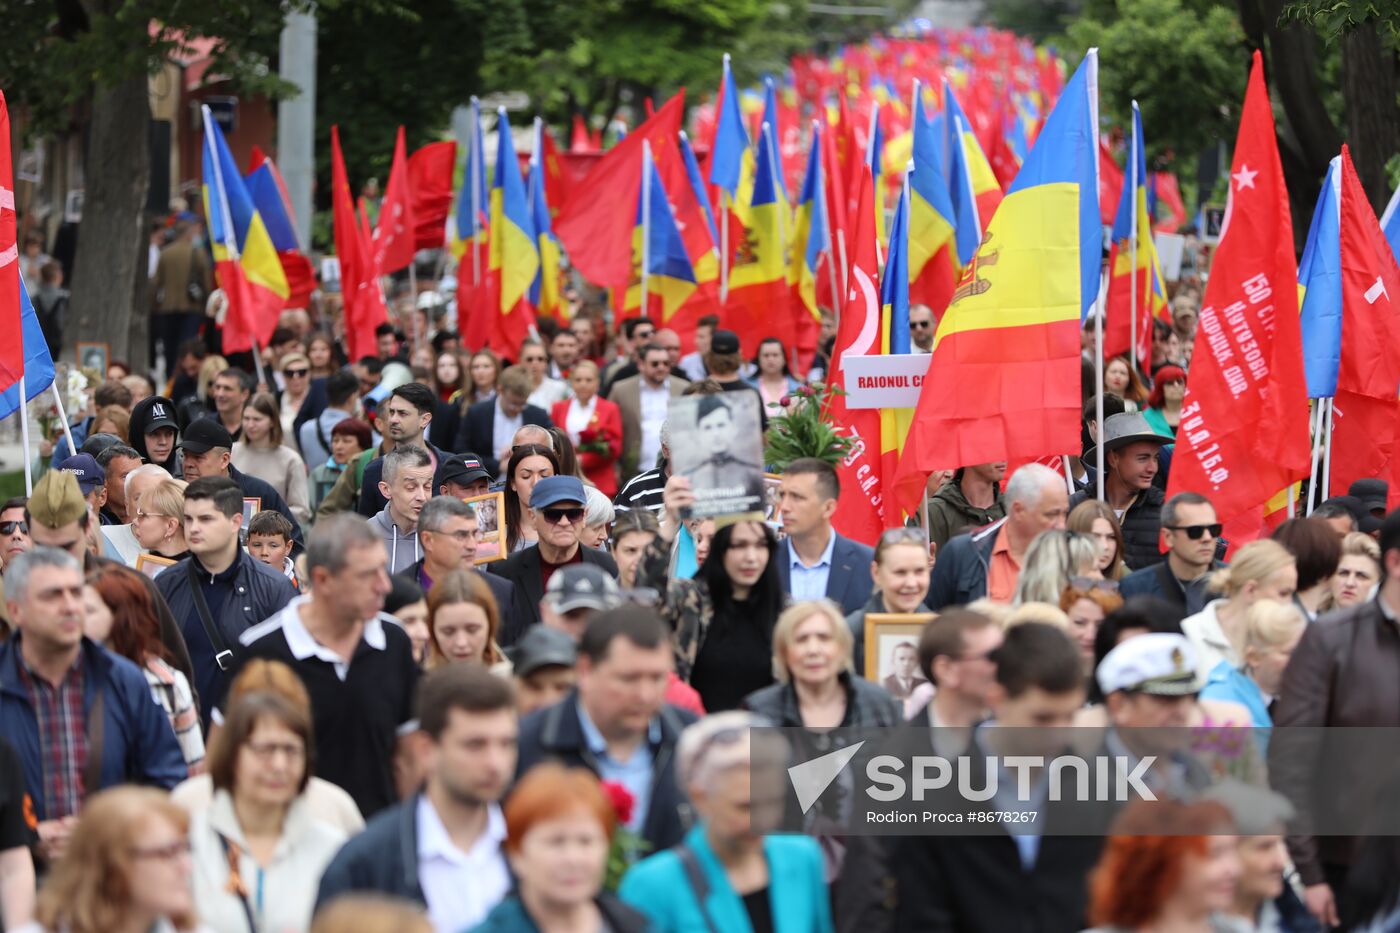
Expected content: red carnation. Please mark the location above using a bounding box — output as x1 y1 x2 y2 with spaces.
600 780 635 825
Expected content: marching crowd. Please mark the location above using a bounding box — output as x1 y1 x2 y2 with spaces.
0 251 1396 933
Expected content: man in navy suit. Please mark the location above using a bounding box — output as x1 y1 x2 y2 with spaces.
775 458 875 615
457 364 553 479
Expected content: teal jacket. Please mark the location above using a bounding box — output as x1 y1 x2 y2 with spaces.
619 825 833 933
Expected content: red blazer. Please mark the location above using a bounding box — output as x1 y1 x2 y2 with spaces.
551 396 623 497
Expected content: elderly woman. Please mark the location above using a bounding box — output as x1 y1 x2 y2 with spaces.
580 485 614 551
30 787 198 933
620 712 834 933
131 478 190 562
188 682 347 933
426 569 510 673
472 763 650 932
744 599 901 728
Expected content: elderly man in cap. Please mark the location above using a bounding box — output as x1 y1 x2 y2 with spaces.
178 417 304 551
1069 411 1173 570
489 475 618 636
397 495 519 640
608 342 689 482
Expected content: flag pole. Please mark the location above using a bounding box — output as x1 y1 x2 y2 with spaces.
1094 283 1106 502
49 380 77 462
1128 103 1139 379
1305 398 1324 515
719 195 730 302
1321 397 1335 502
17 375 31 496
641 140 652 316
470 96 482 288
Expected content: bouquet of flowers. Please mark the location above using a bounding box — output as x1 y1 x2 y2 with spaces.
577 417 611 458
763 382 856 472
601 780 650 891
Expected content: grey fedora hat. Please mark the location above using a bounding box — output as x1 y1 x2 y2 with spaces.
1083 411 1171 468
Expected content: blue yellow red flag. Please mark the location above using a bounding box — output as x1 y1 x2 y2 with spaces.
245 154 315 310
1298 156 1342 399
678 131 719 245
761 78 789 200
627 141 698 322
709 54 751 198
0 278 54 424
866 105 886 245
451 98 489 266
790 122 830 318
944 80 1003 264
1103 102 1168 370
878 169 916 524
528 118 563 320
725 121 789 355
489 108 540 317
893 50 1101 512
201 105 289 353
908 80 959 317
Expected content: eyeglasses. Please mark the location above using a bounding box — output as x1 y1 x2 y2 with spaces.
541 507 585 525
1165 523 1222 540
1069 575 1120 594
283 368 309 379
431 528 481 542
910 320 933 330
129 840 191 862
0 521 27 536
133 510 166 522
245 740 305 762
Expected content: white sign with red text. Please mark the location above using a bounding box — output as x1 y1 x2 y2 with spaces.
843 353 933 409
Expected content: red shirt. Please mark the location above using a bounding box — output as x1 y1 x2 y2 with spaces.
540 548 583 591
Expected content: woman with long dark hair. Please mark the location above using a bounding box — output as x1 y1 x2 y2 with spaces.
748 337 801 411
636 474 787 711
232 392 310 526
504 443 559 553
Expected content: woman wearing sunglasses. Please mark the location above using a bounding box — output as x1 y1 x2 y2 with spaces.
1182 539 1297 681
620 712 834 933
276 352 313 450
641 474 787 711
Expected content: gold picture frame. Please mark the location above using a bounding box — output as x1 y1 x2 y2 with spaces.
464 490 506 564
135 553 177 579
863 612 937 699
77 342 110 377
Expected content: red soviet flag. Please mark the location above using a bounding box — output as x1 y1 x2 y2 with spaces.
826 165 887 545
0 92 26 393
408 140 456 250
372 126 417 275
1331 145 1400 496
332 126 388 361
1166 52 1310 547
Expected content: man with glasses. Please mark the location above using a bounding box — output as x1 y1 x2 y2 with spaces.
602 317 656 393
0 497 31 568
1068 411 1172 569
1119 491 1223 616
909 303 936 353
488 476 618 631
608 343 688 482
397 496 519 644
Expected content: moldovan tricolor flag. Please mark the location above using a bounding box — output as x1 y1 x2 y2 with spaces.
483 107 539 356
892 51 1102 514
1330 145 1400 497
825 165 888 544
244 152 315 311
944 80 1003 266
725 122 790 356
1103 102 1168 371
625 142 698 323
908 82 958 319
527 120 564 321
202 105 289 354
1165 51 1310 546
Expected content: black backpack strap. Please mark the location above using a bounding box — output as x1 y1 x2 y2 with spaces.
187 561 234 671
676 843 720 933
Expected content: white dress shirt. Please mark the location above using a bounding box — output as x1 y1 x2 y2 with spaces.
492 403 524 466
639 379 670 467
415 796 511 933
565 395 597 442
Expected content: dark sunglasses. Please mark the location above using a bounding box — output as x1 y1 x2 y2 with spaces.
283 368 309 378
1166 523 1222 540
0 521 27 536
909 320 933 330
1069 575 1120 594
541 507 585 525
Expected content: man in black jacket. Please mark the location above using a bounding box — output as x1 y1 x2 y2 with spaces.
316 664 516 930
156 476 296 728
515 606 696 854
356 382 454 518
457 365 553 480
489 476 618 640
396 496 518 639
177 418 305 551
1069 411 1172 570
1119 492 1223 615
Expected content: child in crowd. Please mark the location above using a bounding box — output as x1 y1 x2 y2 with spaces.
247 510 302 591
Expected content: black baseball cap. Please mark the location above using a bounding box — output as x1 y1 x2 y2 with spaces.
441 455 491 487
509 625 578 676
710 329 741 355
143 399 179 434
178 417 233 454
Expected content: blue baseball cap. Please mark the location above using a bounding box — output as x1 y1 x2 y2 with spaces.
57 454 105 494
529 475 588 511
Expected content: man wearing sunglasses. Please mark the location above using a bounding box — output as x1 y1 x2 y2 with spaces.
1069 412 1172 571
1119 492 1224 616
488 476 618 632
0 497 31 569
909 303 936 353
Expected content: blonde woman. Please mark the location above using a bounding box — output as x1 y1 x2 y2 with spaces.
132 478 191 562
1013 530 1102 605
1200 598 1306 734
742 599 901 728
1325 532 1381 610
1181 539 1297 680
426 569 510 674
232 392 310 526
197 354 230 404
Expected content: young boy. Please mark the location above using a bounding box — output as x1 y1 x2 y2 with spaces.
246 510 301 591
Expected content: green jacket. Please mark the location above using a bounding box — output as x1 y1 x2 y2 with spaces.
313 445 383 521
926 478 1005 551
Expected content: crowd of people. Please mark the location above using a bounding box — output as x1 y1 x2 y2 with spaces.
0 236 1396 933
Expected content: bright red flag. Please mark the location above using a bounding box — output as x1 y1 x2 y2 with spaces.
1329 145 1400 496
538 128 572 218
555 92 685 288
826 167 887 544
1152 172 1187 234
372 127 416 275
1165 52 1310 546
408 140 456 250
332 126 388 362
1099 138 1123 226
0 92 27 393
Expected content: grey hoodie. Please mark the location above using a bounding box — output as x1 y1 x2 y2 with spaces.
370 507 422 574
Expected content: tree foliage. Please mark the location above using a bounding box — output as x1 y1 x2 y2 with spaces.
1065 0 1247 167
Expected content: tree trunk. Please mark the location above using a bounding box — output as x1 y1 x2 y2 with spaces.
67 73 151 370
1341 23 1400 214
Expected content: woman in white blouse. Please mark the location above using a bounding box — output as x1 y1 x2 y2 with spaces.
550 360 623 497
